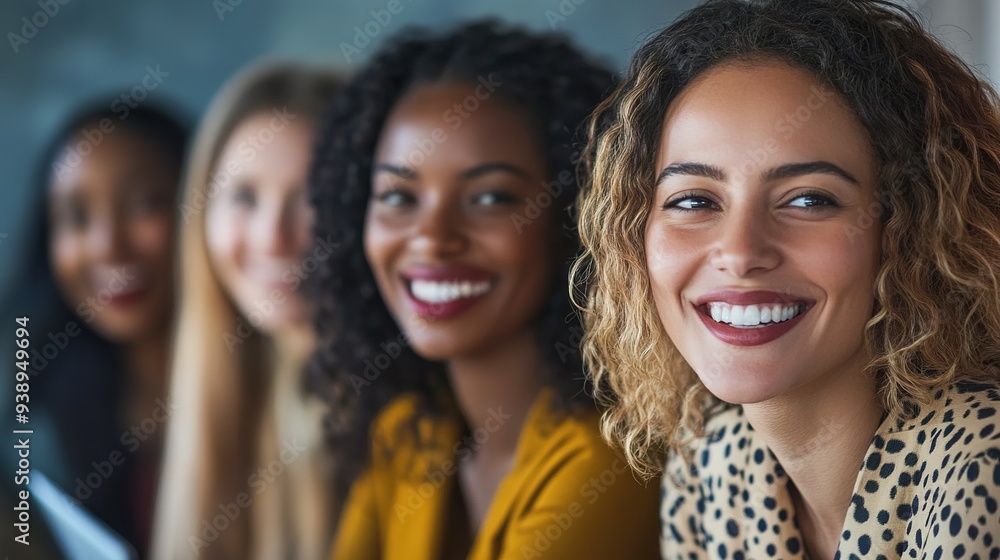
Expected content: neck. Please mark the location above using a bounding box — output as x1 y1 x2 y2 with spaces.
271 321 315 366
741 350 884 560
446 329 546 461
123 329 170 404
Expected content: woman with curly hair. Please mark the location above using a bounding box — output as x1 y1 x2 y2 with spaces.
573 0 1000 558
309 20 659 560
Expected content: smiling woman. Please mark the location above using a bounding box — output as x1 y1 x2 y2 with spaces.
571 0 1000 559
308 20 660 560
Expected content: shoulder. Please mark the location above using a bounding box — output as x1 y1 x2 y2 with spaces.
664 403 751 488
369 393 456 478
885 380 999 458
520 391 626 473
877 380 1000 555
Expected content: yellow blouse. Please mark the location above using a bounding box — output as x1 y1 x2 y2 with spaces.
660 381 1000 558
331 388 660 559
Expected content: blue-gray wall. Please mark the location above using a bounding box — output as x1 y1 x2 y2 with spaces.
2 0 996 296
0 0 701 295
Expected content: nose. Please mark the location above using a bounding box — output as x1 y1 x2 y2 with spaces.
708 204 781 277
88 211 127 263
254 196 301 258
409 196 466 257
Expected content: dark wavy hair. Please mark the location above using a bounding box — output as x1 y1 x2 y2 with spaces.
307 20 615 490
571 0 1000 475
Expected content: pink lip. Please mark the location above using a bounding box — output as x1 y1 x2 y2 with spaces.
400 265 495 320
104 286 152 308
693 289 814 347
696 309 808 346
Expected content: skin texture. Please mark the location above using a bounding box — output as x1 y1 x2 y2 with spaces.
205 112 315 335
645 62 885 558
364 81 556 539
49 126 179 343
646 61 881 405
365 81 554 363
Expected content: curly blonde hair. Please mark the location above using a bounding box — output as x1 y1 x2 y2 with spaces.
570 0 1000 477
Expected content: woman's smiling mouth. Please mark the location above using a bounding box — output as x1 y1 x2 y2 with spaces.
693 290 814 345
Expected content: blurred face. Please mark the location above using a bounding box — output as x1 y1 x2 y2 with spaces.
205 112 315 334
645 63 881 404
49 126 179 342
364 81 554 361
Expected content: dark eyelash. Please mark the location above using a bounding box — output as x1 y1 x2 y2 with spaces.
478 191 519 204
662 190 716 211
790 190 840 208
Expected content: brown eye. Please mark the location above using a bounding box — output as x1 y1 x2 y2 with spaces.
373 189 415 207
231 184 256 208
472 191 518 206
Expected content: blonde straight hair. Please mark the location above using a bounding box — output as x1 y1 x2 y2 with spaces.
151 62 344 560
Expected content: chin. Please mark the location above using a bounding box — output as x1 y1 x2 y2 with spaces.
694 363 797 406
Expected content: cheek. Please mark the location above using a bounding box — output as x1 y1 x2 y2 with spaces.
128 215 176 269
644 221 693 307
205 204 243 277
50 231 87 300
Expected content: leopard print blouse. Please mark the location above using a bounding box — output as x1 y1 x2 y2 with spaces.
661 381 1000 559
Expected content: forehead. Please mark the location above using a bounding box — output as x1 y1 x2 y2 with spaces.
49 126 173 197
218 112 313 173
374 81 546 171
658 62 874 177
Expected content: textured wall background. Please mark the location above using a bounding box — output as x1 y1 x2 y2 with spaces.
1 0 996 295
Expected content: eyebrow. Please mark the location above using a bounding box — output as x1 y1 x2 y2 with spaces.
372 162 532 181
372 163 416 179
460 162 531 181
655 160 859 186
656 162 726 185
763 161 859 185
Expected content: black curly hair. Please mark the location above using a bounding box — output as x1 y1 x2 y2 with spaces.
306 19 616 490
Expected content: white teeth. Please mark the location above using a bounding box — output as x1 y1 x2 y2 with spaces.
759 307 771 323
411 279 492 304
730 305 744 324
705 302 804 327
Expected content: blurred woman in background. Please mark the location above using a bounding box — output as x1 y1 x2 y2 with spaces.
2 103 188 557
309 21 660 559
150 63 342 560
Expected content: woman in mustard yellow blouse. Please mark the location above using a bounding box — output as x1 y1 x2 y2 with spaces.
306 21 659 560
